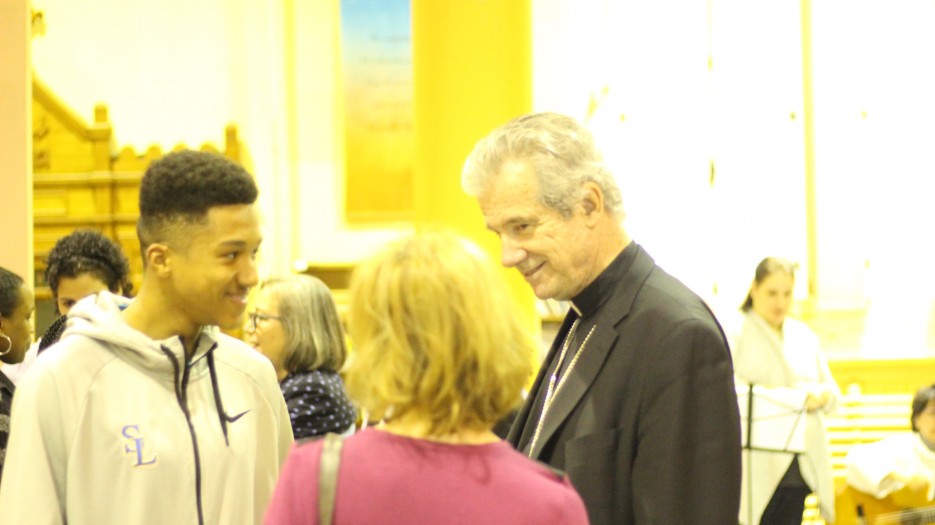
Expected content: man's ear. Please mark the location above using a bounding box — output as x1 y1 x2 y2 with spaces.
145 243 172 278
580 181 605 225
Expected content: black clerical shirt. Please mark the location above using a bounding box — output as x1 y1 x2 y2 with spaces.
518 241 638 458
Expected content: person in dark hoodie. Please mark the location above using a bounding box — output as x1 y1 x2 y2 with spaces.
0 150 293 524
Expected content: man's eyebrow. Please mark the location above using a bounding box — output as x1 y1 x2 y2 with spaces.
504 215 535 227
486 215 533 233
216 240 248 249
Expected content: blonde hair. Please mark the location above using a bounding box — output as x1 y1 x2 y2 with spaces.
260 275 347 374
346 231 534 436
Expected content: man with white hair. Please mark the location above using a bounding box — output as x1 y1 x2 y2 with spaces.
462 112 742 525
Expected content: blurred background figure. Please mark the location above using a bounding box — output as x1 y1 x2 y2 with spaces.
2 229 132 384
840 383 935 520
728 257 840 525
44 229 133 318
0 267 35 484
264 232 588 525
251 275 356 439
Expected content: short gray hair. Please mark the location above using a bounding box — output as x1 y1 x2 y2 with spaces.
461 112 624 218
260 275 347 374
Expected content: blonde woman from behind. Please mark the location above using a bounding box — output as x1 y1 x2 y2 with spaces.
264 231 589 525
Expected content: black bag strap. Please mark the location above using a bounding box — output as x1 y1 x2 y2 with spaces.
318 433 344 525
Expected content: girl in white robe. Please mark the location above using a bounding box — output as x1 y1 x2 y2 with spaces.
726 257 840 525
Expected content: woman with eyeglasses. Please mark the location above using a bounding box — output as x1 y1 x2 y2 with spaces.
250 275 356 440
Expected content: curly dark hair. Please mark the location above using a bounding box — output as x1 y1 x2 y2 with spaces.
44 229 133 301
137 150 258 249
0 267 25 318
912 383 935 431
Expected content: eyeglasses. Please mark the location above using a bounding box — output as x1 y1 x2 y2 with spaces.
249 311 282 330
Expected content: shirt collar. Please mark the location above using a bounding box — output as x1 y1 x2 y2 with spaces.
156 326 219 362
570 241 638 319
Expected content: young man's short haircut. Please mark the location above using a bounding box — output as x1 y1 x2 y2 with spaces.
137 150 258 249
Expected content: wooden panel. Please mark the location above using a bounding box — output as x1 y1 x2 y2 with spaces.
32 79 111 174
298 263 355 321
300 263 354 291
827 393 913 479
31 77 244 315
115 223 143 295
32 99 97 174
113 173 142 217
830 358 935 396
33 188 68 218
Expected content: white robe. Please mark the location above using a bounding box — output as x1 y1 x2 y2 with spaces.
846 432 935 501
727 311 840 524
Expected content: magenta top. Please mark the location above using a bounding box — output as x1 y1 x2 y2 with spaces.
264 427 589 525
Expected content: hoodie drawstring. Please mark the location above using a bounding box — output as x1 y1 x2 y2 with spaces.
161 342 206 525
205 348 230 447
158 339 230 525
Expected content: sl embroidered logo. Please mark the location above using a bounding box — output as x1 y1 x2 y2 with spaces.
122 424 157 467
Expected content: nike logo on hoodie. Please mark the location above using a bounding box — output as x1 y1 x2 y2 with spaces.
226 410 251 423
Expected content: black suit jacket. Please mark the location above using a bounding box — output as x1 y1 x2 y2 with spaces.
508 244 741 525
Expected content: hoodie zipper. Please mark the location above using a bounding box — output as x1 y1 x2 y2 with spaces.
161 342 206 525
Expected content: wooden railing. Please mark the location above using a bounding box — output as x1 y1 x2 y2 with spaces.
829 357 935 397
826 392 913 479
31 76 242 301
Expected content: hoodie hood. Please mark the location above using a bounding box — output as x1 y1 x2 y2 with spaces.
0 293 294 525
63 291 220 378
64 290 242 449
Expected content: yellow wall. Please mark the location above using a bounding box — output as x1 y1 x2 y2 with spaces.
31 0 233 150
411 0 536 329
21 0 935 356
0 0 32 280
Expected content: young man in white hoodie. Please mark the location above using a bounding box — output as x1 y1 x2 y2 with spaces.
0 150 294 525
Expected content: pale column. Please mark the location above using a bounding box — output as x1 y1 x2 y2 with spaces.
412 0 536 329
0 0 32 280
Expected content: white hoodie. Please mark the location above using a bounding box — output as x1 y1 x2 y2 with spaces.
0 292 294 525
